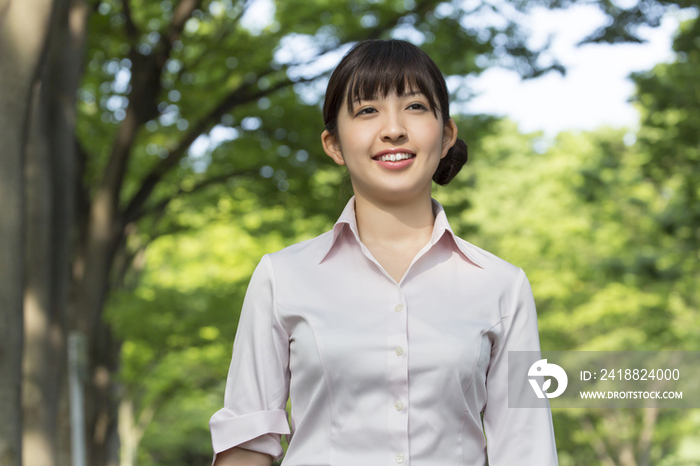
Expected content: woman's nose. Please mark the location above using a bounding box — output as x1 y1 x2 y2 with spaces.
380 111 407 141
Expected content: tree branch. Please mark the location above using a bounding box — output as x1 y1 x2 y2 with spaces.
162 0 204 47
618 441 637 466
121 0 139 41
581 415 616 466
206 64 279 103
175 0 255 82
637 406 658 466
122 72 315 223
125 167 258 224
123 2 437 227
146 223 200 243
74 135 92 245
99 0 209 225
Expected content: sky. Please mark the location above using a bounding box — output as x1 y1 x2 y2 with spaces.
460 4 691 139
189 1 695 163
252 1 697 137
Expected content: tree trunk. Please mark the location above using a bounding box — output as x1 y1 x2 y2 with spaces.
70 98 144 466
69 197 124 466
22 0 88 464
23 72 58 466
0 0 58 465
69 191 124 466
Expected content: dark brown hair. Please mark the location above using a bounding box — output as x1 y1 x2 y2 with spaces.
322 39 468 186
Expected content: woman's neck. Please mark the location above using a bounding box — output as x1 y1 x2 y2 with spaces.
352 188 436 251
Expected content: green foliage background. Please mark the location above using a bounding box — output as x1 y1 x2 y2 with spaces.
88 1 700 464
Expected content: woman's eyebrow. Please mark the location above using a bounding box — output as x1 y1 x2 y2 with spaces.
350 89 425 105
403 91 430 101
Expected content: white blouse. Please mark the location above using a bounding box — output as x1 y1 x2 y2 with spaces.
209 195 559 466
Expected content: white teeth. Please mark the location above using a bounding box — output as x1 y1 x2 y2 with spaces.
377 152 414 162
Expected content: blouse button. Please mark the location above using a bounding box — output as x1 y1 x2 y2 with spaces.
394 304 403 312
395 346 404 356
396 453 405 463
395 400 404 411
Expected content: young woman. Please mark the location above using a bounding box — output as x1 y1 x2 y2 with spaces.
209 39 558 466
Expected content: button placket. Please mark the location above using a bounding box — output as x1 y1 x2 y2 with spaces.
387 294 409 466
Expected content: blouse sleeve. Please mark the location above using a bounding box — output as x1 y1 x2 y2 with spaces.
482 268 559 466
209 254 291 464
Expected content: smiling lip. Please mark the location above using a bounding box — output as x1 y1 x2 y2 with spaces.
372 148 416 160
372 148 416 170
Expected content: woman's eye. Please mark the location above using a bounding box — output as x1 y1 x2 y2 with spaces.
357 107 376 115
408 103 427 110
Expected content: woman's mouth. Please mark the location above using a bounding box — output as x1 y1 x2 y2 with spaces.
372 152 416 169
373 152 415 162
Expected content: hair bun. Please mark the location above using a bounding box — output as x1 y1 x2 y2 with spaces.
432 138 468 186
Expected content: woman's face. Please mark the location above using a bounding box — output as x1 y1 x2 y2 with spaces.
321 86 458 203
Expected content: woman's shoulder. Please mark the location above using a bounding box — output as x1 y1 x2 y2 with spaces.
265 228 335 267
451 234 525 280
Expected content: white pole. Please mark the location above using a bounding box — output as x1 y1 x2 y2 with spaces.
68 332 87 466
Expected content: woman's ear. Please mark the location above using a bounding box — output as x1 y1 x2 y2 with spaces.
321 129 345 165
441 118 459 159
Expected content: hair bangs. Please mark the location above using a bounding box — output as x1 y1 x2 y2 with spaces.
343 45 441 118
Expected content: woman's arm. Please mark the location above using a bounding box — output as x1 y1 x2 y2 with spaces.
213 447 273 466
482 268 559 465
209 255 291 463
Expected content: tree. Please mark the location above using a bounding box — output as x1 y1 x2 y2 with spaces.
457 117 700 465
69 0 569 463
632 12 700 330
0 1 62 465
6 0 693 465
22 1 90 465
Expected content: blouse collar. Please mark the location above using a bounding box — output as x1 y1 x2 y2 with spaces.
318 195 484 268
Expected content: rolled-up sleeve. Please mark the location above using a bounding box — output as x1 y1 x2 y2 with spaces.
483 268 559 465
209 254 291 464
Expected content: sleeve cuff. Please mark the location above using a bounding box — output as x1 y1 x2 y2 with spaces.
209 408 291 461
